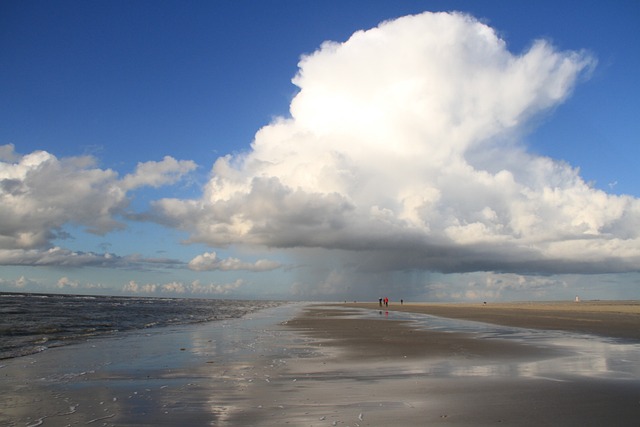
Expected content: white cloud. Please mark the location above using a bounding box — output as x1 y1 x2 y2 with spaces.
0 246 185 269
123 279 244 296
191 279 244 295
123 280 158 294
0 144 20 162
120 156 197 191
0 144 195 253
152 11 638 277
0 275 41 290
188 251 281 271
0 146 123 248
56 276 79 289
0 275 107 293
0 247 121 266
54 276 106 291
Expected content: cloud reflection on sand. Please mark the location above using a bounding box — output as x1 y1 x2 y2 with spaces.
348 307 640 381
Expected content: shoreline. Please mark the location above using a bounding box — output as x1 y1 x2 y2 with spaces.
2 302 640 426
0 304 309 426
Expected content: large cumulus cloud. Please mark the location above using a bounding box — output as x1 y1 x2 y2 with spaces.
152 12 638 276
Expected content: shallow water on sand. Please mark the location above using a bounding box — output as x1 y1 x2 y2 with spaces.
342 306 640 381
0 303 312 426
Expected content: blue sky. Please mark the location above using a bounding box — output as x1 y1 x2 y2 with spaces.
1 1 639 301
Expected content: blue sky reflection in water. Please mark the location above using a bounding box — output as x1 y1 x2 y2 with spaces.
1 1 639 301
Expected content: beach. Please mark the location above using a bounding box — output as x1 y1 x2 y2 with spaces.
2 301 639 426
347 300 640 340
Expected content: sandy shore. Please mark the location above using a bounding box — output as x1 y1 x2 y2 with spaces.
346 300 640 340
2 302 639 426
244 303 639 426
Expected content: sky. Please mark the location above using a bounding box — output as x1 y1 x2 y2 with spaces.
1 1 639 301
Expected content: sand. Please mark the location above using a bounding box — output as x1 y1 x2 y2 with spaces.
346 300 640 340
2 301 639 426
239 303 640 426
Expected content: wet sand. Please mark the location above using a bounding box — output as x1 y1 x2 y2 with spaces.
241 304 640 426
2 302 639 426
346 300 640 340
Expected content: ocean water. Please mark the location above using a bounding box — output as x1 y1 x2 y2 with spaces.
0 292 284 360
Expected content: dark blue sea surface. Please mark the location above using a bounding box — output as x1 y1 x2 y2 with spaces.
0 292 284 360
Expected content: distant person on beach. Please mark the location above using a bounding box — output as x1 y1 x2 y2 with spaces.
384 297 389 307
401 299 403 305
379 298 383 307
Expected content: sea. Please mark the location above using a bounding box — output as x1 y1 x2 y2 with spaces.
0 292 284 360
